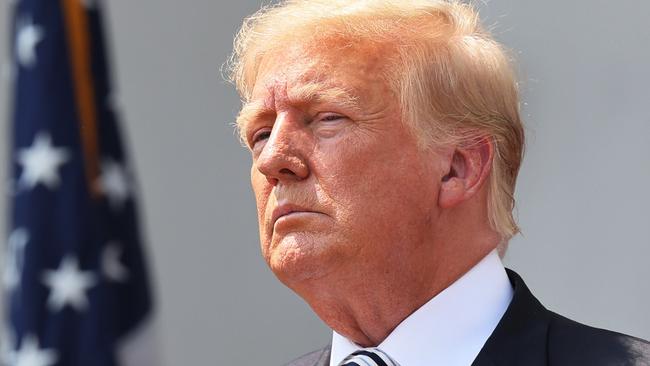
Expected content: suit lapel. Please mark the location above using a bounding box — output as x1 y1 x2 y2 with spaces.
472 269 551 366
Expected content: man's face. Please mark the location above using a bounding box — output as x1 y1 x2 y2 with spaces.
241 41 445 289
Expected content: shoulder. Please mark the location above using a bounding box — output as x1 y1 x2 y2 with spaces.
480 269 650 366
547 311 650 365
283 345 331 366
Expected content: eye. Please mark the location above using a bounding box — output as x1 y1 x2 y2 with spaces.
312 112 350 138
319 113 345 122
251 128 271 147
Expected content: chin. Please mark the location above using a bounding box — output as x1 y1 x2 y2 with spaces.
266 233 333 286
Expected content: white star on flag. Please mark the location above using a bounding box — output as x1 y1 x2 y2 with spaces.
16 16 44 68
97 159 131 210
17 132 70 190
102 242 129 282
42 255 97 312
3 228 29 291
9 334 58 366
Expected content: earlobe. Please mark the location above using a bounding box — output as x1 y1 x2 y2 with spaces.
438 150 466 208
438 175 465 208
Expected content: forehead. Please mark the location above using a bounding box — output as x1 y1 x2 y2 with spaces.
236 40 394 133
253 40 391 104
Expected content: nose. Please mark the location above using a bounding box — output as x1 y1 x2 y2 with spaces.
256 112 310 184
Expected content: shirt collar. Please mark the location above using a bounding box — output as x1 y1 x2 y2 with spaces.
329 249 513 366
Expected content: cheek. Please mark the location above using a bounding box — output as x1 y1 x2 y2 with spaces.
324 138 427 197
319 139 437 237
251 170 272 228
251 171 278 264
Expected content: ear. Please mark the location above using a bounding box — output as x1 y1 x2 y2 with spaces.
438 137 494 209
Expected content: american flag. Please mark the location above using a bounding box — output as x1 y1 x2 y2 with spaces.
3 0 156 365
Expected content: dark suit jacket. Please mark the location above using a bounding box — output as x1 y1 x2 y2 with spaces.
285 269 650 366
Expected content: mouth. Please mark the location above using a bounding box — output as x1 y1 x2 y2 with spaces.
271 203 320 226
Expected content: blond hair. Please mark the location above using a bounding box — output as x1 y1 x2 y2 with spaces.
228 0 525 246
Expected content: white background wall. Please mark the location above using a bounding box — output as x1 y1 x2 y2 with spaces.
1 1 649 365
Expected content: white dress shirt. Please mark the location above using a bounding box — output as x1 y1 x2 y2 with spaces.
329 249 513 366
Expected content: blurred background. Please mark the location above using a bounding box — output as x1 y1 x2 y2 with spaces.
0 0 648 365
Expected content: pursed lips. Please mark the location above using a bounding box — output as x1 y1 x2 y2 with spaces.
271 203 321 226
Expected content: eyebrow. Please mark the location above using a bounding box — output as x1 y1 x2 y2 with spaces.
235 82 361 140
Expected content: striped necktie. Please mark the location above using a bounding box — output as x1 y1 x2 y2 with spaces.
338 348 399 366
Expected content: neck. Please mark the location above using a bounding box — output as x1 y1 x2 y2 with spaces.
300 241 497 347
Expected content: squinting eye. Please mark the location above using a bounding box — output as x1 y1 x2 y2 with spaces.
252 129 271 145
320 114 344 122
